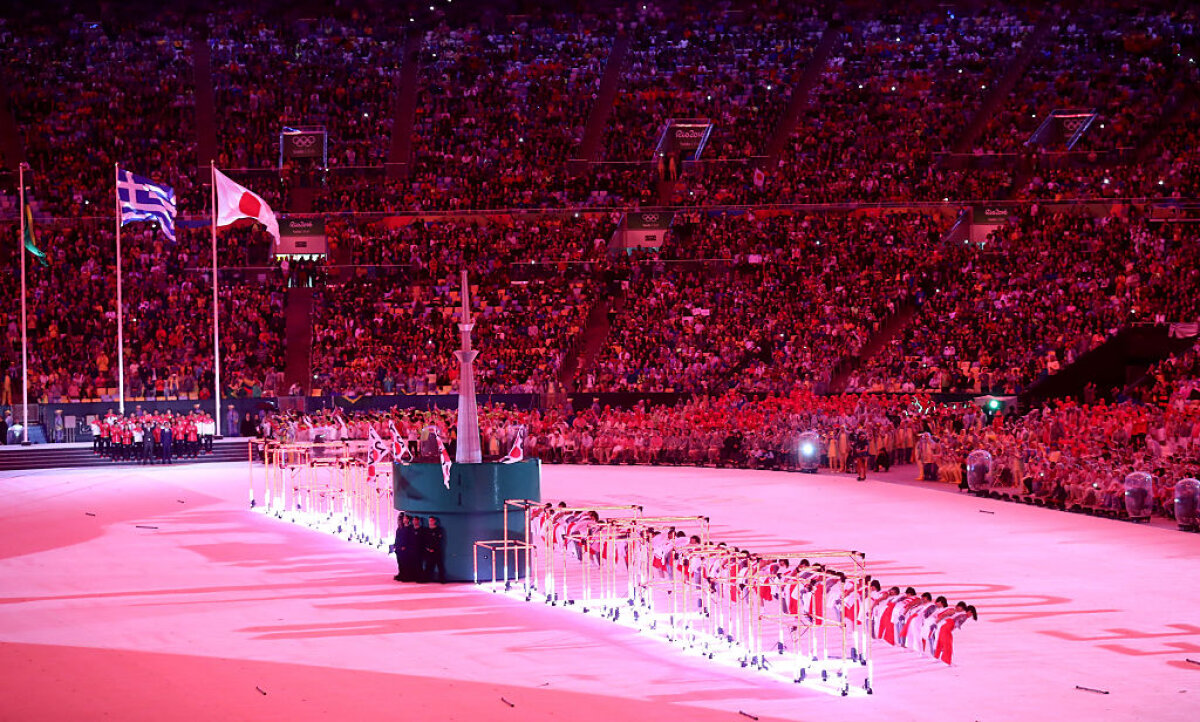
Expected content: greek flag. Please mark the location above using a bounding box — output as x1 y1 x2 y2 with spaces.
116 168 176 242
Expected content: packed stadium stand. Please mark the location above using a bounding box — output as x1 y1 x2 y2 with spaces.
2 0 1200 525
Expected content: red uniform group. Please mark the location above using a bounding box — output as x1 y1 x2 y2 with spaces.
90 409 216 464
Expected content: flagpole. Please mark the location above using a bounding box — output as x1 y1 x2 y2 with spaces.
211 161 222 438
114 163 125 415
18 162 30 445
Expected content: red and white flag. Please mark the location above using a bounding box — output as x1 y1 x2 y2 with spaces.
367 426 391 479
395 435 414 464
389 420 413 464
500 426 526 464
437 435 452 489
213 168 280 243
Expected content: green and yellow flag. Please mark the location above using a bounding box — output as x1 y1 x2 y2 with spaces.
23 204 48 267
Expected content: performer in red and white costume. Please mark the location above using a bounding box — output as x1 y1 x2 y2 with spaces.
933 603 976 664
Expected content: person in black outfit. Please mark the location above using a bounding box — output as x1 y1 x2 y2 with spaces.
394 514 416 582
1050 479 1069 510
409 516 425 578
161 421 173 464
852 429 870 481
141 425 154 465
421 516 447 583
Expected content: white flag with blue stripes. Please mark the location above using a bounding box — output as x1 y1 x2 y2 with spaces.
116 168 176 242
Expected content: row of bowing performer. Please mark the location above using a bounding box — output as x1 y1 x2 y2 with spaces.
480 500 976 695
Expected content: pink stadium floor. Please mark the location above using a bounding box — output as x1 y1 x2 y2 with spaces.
0 461 1196 721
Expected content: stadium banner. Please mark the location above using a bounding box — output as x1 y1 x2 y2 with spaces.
971 206 1008 225
656 119 713 161
276 216 327 255
282 130 326 159
1026 110 1097 150
671 124 709 153
619 211 674 251
970 206 1008 244
626 211 675 231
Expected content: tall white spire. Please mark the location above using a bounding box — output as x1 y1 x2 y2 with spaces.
454 270 482 463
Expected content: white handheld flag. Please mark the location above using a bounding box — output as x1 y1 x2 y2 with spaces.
437 435 452 489
499 426 526 464
390 421 413 465
367 426 391 479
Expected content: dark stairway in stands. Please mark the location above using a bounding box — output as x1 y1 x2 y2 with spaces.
558 281 626 390
946 13 1059 157
827 211 971 393
192 29 218 172
1021 325 1195 406
387 34 423 180
281 177 316 396
570 33 631 176
281 154 316 397
827 304 920 393
656 24 844 205
0 65 26 171
1129 30 1200 166
283 287 315 396
761 25 845 171
935 13 1059 197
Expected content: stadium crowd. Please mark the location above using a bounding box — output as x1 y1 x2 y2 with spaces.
208 10 402 172
583 210 949 393
0 14 200 216
252 380 1200 527
2 1 1200 531
852 212 1200 394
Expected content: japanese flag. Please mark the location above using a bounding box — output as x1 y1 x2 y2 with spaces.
500 426 526 464
214 168 280 243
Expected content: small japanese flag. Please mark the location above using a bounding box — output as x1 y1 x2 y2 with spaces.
500 426 526 464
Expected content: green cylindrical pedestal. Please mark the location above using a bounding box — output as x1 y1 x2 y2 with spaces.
393 460 541 582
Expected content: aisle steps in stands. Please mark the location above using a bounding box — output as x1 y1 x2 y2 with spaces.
0 438 248 472
288 186 315 214
560 287 625 388
387 34 423 179
1133 86 1198 164
283 287 315 395
827 303 918 393
761 25 844 170
655 177 678 206
947 13 1059 157
1131 29 1200 163
193 29 218 171
569 33 631 174
1021 324 1193 406
0 67 26 168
